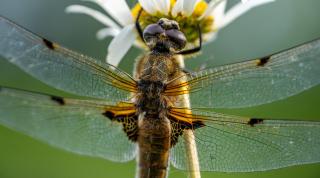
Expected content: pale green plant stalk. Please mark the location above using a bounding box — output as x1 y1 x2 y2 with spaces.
176 55 201 178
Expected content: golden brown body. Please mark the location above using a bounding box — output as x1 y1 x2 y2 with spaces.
137 113 171 178
135 52 183 178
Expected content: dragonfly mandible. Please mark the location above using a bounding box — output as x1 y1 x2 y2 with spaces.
1 4 320 178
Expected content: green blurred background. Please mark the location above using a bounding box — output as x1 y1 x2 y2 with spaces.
0 0 320 177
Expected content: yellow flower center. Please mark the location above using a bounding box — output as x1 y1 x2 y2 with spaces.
131 0 216 47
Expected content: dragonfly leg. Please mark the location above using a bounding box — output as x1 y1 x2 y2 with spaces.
135 8 144 42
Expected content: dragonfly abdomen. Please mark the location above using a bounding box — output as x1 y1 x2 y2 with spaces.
137 114 171 178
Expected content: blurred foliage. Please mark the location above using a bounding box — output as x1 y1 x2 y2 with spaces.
0 0 320 178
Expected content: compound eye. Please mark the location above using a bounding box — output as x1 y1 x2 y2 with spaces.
165 29 187 49
143 24 164 40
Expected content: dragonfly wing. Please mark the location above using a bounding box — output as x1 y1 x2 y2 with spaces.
170 109 320 172
0 16 136 101
0 87 137 162
166 38 320 108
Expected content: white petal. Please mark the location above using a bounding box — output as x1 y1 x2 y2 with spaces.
84 0 133 26
139 0 157 14
211 0 227 28
217 0 275 29
106 24 136 66
65 5 120 30
156 0 170 15
204 31 218 43
198 0 223 20
96 28 120 40
172 0 184 17
183 0 200 16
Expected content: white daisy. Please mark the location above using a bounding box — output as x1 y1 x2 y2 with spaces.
65 0 275 66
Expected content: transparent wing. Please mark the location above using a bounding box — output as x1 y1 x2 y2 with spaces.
0 16 137 101
170 109 320 172
0 87 137 162
165 38 320 108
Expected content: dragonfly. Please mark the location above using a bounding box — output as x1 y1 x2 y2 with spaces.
0 10 320 178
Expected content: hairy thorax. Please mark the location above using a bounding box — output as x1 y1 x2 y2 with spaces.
135 52 182 117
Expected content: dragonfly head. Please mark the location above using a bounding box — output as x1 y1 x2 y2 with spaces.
143 18 187 53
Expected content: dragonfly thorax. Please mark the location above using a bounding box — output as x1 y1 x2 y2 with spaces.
137 80 167 116
134 48 183 117
137 80 165 98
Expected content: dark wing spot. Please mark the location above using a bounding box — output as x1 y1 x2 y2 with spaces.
42 38 55 50
122 115 138 142
248 118 264 127
102 111 115 120
102 111 138 142
51 96 65 105
168 115 206 147
192 120 206 129
257 56 270 67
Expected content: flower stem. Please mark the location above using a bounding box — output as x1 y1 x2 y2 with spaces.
175 55 201 178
